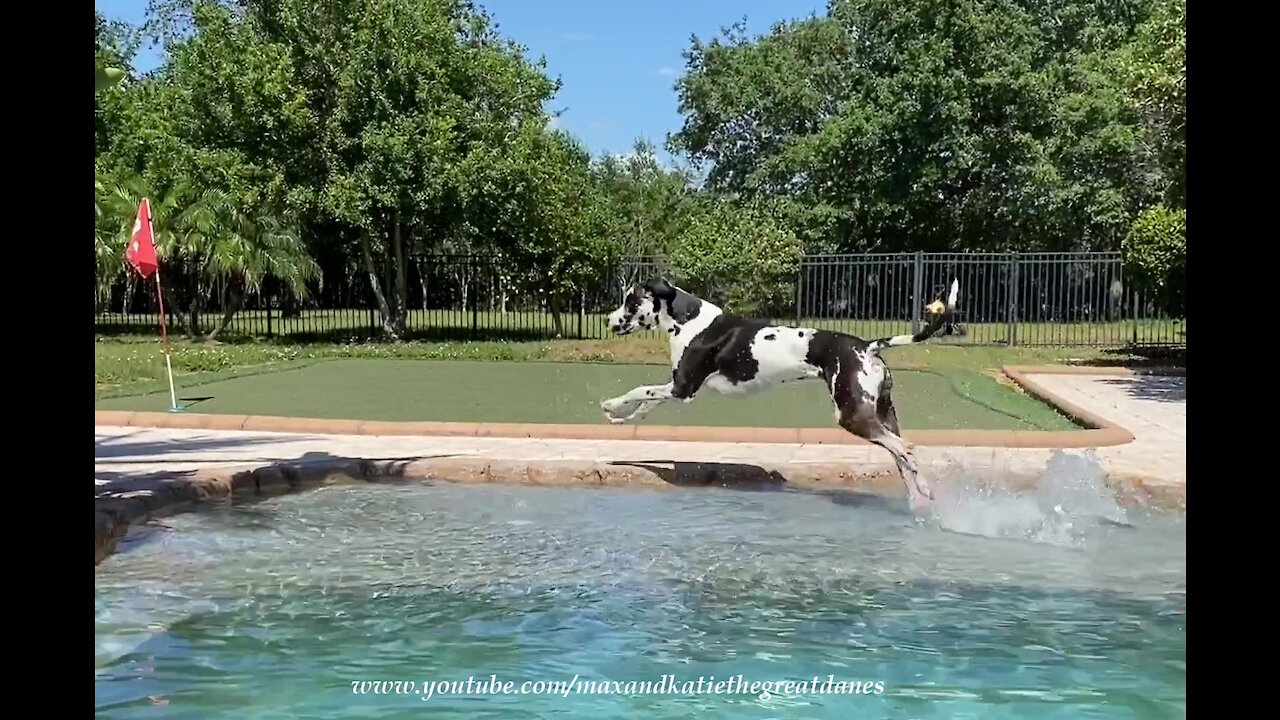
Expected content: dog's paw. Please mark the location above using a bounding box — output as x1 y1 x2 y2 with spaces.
601 397 638 419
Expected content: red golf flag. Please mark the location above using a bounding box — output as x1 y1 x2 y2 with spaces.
126 198 159 279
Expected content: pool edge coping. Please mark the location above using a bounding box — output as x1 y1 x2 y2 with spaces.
95 454 1186 567
94 365 1163 449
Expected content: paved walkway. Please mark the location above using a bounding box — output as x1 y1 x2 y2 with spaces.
1029 373 1186 487
95 372 1186 491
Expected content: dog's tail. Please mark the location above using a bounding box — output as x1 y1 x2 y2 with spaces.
867 278 959 353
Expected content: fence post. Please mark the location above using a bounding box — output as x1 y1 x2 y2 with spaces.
266 299 273 339
1007 253 1019 347
369 305 375 337
471 262 479 340
578 290 585 339
911 251 923 335
795 258 804 322
1132 290 1139 345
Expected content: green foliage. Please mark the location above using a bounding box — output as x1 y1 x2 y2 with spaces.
483 129 614 303
95 0 599 340
92 0 1188 342
592 139 695 257
670 0 1175 253
670 199 802 316
1113 0 1185 207
1122 205 1185 318
95 10 141 152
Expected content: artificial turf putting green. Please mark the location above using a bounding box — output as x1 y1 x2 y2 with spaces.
95 358 1079 431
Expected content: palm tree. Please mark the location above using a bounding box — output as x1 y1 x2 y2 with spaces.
201 199 320 339
97 174 319 339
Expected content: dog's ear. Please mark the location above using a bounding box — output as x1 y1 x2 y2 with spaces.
644 279 677 300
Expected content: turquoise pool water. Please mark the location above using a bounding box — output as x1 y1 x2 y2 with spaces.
95 457 1185 718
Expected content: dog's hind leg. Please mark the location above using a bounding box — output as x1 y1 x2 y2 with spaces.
876 394 913 453
838 403 932 511
870 429 932 510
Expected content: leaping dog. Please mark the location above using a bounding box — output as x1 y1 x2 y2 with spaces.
601 279 960 510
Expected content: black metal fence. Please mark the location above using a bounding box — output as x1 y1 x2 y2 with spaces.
95 252 1185 347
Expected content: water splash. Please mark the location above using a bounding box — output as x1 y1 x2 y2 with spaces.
926 451 1129 548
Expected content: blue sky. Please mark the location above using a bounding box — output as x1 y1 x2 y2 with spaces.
95 0 826 164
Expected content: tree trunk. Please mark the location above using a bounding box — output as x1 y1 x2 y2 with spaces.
360 229 401 340
391 211 408 336
208 280 244 340
451 262 471 313
550 293 565 338
186 272 203 339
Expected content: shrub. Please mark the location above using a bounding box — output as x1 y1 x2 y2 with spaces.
1122 205 1186 318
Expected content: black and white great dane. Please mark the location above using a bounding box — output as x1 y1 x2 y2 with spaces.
600 279 960 510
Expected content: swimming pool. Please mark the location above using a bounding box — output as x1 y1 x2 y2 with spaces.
95 459 1185 718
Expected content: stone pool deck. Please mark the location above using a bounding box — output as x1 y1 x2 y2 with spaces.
94 366 1186 564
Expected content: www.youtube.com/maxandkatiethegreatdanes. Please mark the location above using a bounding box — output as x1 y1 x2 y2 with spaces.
351 674 886 702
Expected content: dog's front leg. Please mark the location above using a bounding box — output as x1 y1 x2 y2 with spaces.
601 383 674 424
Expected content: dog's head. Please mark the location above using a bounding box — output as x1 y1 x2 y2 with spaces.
607 280 677 335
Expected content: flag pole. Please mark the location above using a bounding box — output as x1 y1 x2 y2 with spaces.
148 210 182 413
153 267 181 412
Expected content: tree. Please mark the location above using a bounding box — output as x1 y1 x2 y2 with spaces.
476 128 614 336
1115 0 1185 208
592 138 694 296
98 0 612 341
223 0 563 339
669 199 802 317
96 11 142 153
670 0 1164 253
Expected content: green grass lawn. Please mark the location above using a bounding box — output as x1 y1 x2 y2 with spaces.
95 357 1078 431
